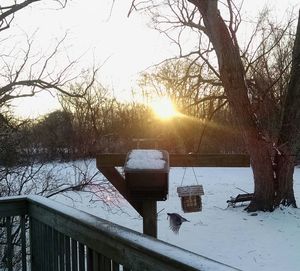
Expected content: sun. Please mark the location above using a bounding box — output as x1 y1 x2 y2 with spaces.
150 97 178 120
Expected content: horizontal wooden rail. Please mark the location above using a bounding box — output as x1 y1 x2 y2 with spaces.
96 153 250 168
0 196 29 271
0 195 240 271
0 196 28 217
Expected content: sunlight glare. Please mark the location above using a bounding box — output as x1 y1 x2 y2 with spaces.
150 97 178 120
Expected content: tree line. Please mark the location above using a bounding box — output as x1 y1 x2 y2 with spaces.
1 76 246 166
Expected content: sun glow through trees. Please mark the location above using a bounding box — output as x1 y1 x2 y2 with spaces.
150 97 178 120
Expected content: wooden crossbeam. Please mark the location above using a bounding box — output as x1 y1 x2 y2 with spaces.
98 166 142 216
96 153 250 168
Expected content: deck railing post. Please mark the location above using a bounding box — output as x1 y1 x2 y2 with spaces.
6 217 13 271
29 217 37 271
20 215 27 271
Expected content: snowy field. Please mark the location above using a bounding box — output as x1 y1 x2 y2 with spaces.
51 160 300 271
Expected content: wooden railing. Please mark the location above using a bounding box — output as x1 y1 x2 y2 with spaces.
0 196 240 271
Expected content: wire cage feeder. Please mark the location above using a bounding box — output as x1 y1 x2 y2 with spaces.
177 185 204 213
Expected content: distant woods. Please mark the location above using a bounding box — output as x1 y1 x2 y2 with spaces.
0 67 245 166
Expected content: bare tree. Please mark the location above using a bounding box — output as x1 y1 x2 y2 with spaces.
0 0 101 112
0 32 100 109
59 82 119 156
0 0 101 164
59 83 157 155
138 58 224 116
138 59 243 153
0 0 67 33
132 0 300 211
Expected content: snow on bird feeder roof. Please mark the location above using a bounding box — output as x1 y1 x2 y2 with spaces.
126 149 166 170
124 149 169 201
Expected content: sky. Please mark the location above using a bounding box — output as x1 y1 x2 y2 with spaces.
7 0 300 118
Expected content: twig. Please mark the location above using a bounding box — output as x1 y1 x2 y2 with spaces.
235 187 249 194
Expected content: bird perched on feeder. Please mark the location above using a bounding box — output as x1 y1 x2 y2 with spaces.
167 213 189 234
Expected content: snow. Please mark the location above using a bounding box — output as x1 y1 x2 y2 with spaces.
126 149 166 169
126 158 165 170
51 162 300 271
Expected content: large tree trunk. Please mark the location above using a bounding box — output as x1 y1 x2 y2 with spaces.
273 10 300 208
188 0 299 211
274 151 296 207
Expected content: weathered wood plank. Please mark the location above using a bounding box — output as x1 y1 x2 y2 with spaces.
71 239 78 271
112 262 120 271
37 219 43 271
30 217 37 271
53 229 59 271
65 236 71 271
92 251 99 271
97 166 127 198
30 217 39 271
21 215 27 271
170 154 250 167
46 225 53 271
59 232 65 271
0 200 28 217
96 154 126 167
78 243 85 271
97 167 142 216
41 223 47 271
142 201 157 238
87 247 93 271
96 153 250 168
99 254 111 271
36 219 43 271
6 217 13 271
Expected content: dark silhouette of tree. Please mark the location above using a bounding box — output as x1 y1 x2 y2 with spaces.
34 110 73 160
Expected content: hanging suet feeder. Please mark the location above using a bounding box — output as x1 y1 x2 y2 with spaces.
177 185 204 213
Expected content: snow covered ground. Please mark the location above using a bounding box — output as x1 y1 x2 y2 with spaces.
52 161 300 271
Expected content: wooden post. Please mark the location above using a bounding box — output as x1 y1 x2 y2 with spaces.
142 200 157 238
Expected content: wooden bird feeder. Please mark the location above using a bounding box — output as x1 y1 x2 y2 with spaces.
124 149 169 201
177 185 204 213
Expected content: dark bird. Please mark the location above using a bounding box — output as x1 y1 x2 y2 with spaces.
167 213 189 234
